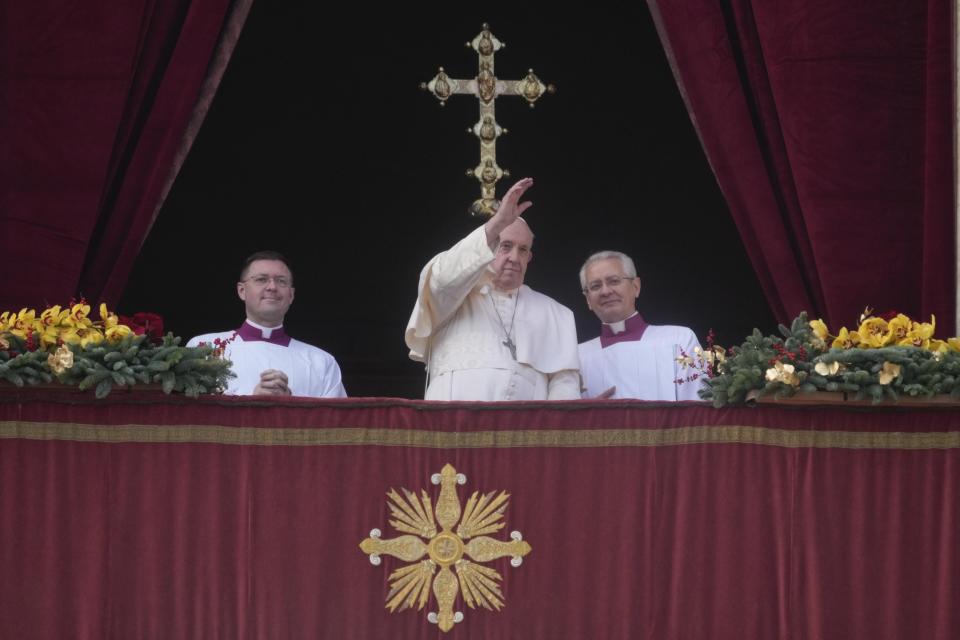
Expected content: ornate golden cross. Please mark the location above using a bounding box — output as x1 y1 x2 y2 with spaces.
421 23 554 217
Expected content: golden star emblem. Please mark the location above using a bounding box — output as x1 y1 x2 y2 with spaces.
359 463 531 632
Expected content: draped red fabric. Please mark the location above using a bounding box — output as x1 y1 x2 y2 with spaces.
1 391 958 639
647 1 954 329
0 0 250 311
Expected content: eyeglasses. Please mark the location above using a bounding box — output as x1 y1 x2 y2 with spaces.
244 275 292 288
583 275 634 293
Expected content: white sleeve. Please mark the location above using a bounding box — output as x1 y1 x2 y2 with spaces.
422 226 495 327
405 226 495 361
321 358 347 398
547 369 582 400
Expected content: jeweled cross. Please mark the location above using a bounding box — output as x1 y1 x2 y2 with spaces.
421 23 554 217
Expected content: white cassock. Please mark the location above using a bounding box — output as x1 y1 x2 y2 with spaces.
187 321 346 398
405 226 581 401
578 313 704 401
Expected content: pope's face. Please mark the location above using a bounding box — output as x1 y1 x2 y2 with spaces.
491 220 533 291
583 258 640 324
237 259 295 326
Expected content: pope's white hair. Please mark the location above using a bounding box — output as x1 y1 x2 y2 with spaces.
499 217 534 245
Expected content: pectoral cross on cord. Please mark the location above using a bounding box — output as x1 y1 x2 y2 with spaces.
490 290 519 361
502 336 517 360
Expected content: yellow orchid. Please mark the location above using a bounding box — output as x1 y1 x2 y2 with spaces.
38 327 61 349
1 302 140 352
900 315 935 348
878 362 901 385
857 317 892 348
947 338 960 352
831 327 861 349
99 302 122 329
105 324 133 342
887 314 912 343
809 319 830 340
929 339 950 354
9 308 40 339
39 305 66 326
0 310 24 332
61 326 104 348
80 328 105 348
902 331 930 349
38 305 68 348
765 362 799 386
58 327 81 346
66 302 93 328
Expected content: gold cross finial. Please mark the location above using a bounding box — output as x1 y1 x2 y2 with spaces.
421 24 555 216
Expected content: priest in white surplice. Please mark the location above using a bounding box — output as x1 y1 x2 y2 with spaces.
578 250 703 401
406 177 581 400
187 250 346 398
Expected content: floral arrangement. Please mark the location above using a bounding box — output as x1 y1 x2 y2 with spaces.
0 301 233 398
685 308 960 407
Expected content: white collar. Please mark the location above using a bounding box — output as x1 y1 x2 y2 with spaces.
480 284 520 298
602 311 638 335
245 318 283 339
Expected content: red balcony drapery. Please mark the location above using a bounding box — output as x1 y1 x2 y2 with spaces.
1 390 958 639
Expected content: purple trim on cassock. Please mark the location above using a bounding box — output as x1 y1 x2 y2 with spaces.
599 314 649 348
236 321 291 347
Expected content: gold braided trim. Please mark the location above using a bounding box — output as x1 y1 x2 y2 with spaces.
1 421 958 450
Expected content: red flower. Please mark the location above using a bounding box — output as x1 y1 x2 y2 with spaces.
118 315 145 336
132 312 164 342
118 312 165 344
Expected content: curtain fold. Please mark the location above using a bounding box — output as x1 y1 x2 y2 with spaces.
0 0 252 311
648 0 954 329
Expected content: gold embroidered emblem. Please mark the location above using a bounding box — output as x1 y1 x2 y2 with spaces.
359 463 531 632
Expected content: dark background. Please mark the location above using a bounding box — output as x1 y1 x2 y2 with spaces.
120 6 775 397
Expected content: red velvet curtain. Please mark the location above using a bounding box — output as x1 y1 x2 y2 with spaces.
648 0 954 329
0 0 251 311
1 392 958 638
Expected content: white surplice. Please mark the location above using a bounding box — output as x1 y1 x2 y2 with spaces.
187 326 346 398
578 323 704 401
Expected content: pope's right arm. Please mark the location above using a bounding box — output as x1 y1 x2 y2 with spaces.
405 225 494 362
421 226 496 327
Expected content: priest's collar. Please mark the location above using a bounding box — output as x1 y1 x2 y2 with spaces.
600 312 648 348
237 320 292 346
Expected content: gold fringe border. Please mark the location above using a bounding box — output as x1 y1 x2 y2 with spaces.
1 421 958 450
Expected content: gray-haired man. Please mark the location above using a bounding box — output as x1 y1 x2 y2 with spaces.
578 250 702 401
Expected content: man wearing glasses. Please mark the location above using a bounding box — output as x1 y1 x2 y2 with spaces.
187 251 346 397
578 251 702 401
405 177 581 400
